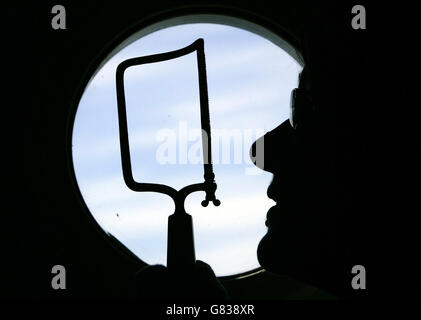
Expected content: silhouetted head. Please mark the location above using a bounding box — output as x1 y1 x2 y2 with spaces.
251 63 346 296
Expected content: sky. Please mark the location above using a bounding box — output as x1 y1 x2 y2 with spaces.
72 23 301 276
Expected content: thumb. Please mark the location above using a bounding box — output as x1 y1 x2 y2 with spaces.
135 264 172 299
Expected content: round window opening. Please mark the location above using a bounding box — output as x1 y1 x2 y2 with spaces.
71 15 302 277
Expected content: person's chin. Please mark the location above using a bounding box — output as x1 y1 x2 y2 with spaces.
257 204 292 274
257 204 311 276
257 231 279 272
257 230 290 269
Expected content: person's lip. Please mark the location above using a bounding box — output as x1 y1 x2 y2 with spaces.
265 203 281 228
265 175 282 228
266 183 280 203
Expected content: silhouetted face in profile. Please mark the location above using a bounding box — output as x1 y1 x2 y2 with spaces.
252 67 340 293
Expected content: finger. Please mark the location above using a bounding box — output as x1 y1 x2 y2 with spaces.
194 260 216 277
135 264 172 299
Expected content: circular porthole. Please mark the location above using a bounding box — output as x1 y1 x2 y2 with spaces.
70 15 302 277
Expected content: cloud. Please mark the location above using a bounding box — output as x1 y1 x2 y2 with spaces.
73 127 160 163
72 23 299 276
87 32 295 89
90 189 271 276
88 189 271 237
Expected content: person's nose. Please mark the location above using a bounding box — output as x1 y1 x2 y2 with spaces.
249 119 296 174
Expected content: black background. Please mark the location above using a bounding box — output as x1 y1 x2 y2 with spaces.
3 0 418 301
